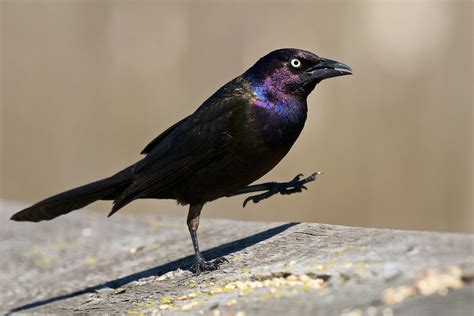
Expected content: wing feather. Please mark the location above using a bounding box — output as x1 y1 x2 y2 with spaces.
111 81 252 214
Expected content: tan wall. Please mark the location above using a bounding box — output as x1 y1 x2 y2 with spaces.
1 0 472 233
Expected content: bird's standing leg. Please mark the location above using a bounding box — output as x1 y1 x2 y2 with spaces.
187 204 228 274
227 172 322 207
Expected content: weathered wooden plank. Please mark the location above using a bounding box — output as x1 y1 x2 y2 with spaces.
1 200 473 315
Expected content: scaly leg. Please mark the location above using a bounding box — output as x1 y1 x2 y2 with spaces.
228 172 321 207
187 204 228 274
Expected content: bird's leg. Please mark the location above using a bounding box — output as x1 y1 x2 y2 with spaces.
187 204 228 274
228 172 321 207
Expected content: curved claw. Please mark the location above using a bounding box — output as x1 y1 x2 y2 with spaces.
291 173 304 182
309 171 322 180
214 257 229 264
301 172 320 184
243 190 277 207
243 195 262 207
243 196 253 207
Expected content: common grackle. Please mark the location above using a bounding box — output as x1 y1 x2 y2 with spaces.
11 48 352 274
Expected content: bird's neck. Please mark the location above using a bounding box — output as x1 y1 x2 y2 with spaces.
249 80 307 123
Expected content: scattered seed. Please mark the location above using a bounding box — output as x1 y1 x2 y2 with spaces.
181 301 200 311
226 299 237 306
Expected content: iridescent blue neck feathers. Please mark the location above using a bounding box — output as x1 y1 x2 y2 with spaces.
245 71 307 122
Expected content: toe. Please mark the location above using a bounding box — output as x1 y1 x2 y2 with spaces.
213 257 229 264
191 264 202 275
292 173 304 182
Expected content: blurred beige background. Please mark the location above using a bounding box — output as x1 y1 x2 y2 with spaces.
1 0 472 233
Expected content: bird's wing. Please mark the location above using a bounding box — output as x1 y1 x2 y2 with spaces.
140 116 189 155
110 83 251 214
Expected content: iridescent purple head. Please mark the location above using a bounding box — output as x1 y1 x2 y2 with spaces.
243 48 352 103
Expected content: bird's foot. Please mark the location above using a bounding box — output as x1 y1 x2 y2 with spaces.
243 172 322 207
190 255 228 275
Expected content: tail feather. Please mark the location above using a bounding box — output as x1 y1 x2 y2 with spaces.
108 191 139 218
10 167 133 222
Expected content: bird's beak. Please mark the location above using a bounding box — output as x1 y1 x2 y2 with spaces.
307 58 352 81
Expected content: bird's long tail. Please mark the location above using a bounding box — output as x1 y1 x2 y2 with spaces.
10 167 134 222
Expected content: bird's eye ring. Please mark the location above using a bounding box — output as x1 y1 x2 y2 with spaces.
290 58 302 69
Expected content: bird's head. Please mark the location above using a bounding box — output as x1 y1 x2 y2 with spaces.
244 48 352 100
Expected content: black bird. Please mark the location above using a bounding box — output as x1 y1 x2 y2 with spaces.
11 48 351 273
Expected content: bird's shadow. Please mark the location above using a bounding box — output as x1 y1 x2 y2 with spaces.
8 222 298 314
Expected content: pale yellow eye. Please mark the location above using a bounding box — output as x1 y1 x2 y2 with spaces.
290 58 302 68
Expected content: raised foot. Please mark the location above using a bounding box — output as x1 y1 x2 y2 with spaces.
190 256 228 275
243 172 322 207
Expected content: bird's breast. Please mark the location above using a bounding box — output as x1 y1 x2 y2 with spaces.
249 99 307 151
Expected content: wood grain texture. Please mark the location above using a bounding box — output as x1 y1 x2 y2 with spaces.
1 200 473 315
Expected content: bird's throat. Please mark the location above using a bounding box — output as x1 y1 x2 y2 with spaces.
251 83 307 123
